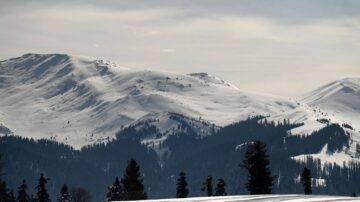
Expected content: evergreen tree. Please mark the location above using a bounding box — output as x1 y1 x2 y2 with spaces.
201 176 213 196
18 180 31 202
176 172 189 198
0 181 9 202
242 140 274 194
301 167 312 195
121 159 147 200
36 173 51 202
8 190 16 202
214 179 226 196
0 154 2 176
31 195 37 202
0 154 7 202
106 177 123 201
58 184 71 202
71 187 92 202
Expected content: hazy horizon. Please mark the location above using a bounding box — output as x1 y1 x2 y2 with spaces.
1 0 359 96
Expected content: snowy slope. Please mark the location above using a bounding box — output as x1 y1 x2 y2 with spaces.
0 53 359 167
302 77 360 131
285 78 360 166
0 53 297 148
114 195 359 202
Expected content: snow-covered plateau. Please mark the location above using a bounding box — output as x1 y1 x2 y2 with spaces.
0 53 359 166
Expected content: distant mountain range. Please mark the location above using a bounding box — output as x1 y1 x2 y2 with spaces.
0 53 360 200
0 53 359 163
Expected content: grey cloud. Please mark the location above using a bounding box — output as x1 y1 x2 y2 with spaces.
2 0 360 23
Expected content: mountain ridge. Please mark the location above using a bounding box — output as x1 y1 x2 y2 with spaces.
0 53 297 148
0 53 359 156
1 53 360 200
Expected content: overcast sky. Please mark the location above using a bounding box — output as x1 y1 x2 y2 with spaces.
0 0 359 96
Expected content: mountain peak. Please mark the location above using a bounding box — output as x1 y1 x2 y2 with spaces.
338 77 360 90
188 72 238 89
301 77 360 130
303 77 360 102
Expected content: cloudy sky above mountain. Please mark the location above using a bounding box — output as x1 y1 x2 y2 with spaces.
0 0 359 96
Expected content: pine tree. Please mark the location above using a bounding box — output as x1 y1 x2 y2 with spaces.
71 187 92 202
176 172 189 198
242 141 274 194
214 179 226 196
0 154 7 202
36 173 51 202
201 176 213 196
18 180 31 202
301 167 312 195
121 159 147 200
58 184 71 202
106 177 123 201
0 154 3 179
8 190 16 202
31 195 37 202
0 181 9 202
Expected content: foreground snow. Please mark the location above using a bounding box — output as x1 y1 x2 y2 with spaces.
116 195 360 202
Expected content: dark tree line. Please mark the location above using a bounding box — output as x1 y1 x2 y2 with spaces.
0 154 92 202
0 141 318 202
2 117 359 200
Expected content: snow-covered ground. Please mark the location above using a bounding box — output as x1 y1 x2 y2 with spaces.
115 195 360 202
0 53 359 166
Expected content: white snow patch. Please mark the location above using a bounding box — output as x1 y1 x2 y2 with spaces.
292 144 360 167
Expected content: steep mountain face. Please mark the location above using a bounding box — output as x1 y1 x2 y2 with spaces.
0 53 297 148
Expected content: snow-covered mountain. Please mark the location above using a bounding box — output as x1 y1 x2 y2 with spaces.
1 53 360 199
0 53 359 162
0 53 297 148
